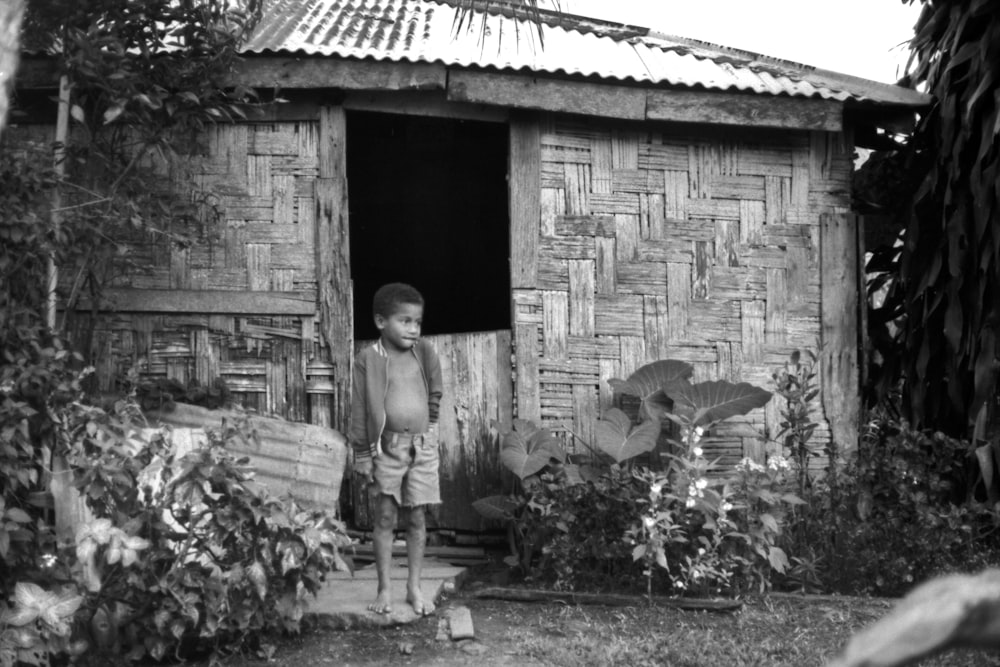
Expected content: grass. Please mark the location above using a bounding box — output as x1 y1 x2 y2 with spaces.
243 591 1000 667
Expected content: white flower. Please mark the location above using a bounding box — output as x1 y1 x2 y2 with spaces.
695 478 708 490
650 482 662 495
721 502 733 512
674 580 685 589
697 548 706 556
692 446 704 457
685 497 696 508
692 570 702 580
40 554 57 568
694 426 705 437
643 516 656 529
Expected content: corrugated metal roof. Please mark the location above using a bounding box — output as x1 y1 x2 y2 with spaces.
241 0 928 107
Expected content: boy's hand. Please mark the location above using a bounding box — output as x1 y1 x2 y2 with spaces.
353 458 374 483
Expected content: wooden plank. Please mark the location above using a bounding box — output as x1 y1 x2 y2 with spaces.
568 260 595 336
343 89 508 122
316 105 353 431
644 294 670 361
765 268 787 344
740 199 765 247
820 210 860 453
692 241 711 300
741 300 765 364
448 70 647 121
646 89 842 132
230 56 446 90
596 237 616 294
543 290 569 360
510 114 541 289
515 323 541 422
639 193 665 241
666 262 690 341
80 288 316 314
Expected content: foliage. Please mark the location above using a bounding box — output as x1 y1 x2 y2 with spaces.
475 358 798 597
827 418 999 596
62 406 352 662
867 0 1000 436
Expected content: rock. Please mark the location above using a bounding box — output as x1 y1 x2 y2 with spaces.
435 617 450 642
447 606 475 641
460 640 487 656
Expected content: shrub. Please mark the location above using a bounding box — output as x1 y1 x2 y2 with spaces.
475 359 799 597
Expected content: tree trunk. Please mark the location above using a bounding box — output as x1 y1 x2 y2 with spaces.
0 0 24 138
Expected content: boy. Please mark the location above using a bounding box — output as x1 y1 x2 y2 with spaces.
350 282 443 616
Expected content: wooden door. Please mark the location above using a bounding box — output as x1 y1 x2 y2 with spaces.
350 329 513 532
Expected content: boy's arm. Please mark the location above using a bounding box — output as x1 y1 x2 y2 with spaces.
349 352 372 465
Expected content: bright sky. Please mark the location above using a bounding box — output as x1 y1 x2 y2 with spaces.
554 0 922 83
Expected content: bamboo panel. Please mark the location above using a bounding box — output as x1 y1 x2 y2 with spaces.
543 290 570 360
589 192 640 215
595 295 644 337
639 143 688 171
709 175 766 200
555 215 614 237
640 193 666 240
615 214 640 261
568 260 596 336
541 188 566 236
617 262 667 297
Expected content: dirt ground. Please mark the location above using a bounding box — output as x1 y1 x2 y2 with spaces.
215 582 1000 667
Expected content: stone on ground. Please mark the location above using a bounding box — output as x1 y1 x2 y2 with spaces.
447 605 475 640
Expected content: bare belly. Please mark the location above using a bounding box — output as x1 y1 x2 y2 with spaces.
384 359 428 433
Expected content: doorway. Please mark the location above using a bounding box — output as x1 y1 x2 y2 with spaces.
346 111 510 339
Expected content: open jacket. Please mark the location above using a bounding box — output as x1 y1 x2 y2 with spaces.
349 338 443 462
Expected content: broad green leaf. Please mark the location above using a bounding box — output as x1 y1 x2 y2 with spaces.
103 106 125 124
3 507 31 523
768 546 789 573
500 422 564 479
471 495 520 521
594 409 660 463
665 380 772 425
608 360 694 398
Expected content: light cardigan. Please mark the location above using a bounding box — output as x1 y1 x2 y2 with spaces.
349 338 443 462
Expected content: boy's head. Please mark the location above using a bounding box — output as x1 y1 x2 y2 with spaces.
372 283 424 318
372 283 425 352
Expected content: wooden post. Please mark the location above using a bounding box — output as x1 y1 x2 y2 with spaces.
316 106 353 432
509 112 540 290
820 209 860 453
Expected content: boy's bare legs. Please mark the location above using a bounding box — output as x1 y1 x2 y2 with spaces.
405 505 434 615
369 494 397 614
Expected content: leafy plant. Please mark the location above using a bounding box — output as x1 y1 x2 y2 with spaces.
477 357 799 597
61 405 354 662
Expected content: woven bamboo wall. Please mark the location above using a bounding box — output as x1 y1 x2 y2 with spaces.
513 117 853 466
57 121 333 426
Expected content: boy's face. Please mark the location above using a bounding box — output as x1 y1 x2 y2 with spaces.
375 302 423 352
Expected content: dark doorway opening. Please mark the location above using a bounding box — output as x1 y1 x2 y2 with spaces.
346 111 510 340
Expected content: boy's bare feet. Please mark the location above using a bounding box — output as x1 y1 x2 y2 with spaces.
406 587 435 616
368 590 392 615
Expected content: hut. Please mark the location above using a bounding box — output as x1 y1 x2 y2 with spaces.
9 0 929 531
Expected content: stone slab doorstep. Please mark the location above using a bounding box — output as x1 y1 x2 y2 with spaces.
307 560 466 629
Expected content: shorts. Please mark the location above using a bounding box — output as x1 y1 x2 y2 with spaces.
372 429 441 507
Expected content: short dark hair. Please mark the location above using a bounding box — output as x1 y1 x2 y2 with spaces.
372 282 424 318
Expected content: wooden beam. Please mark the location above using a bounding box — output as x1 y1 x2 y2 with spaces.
230 56 446 91
343 90 508 123
646 89 843 132
509 112 541 289
820 209 860 453
74 288 316 314
449 70 647 121
316 105 353 432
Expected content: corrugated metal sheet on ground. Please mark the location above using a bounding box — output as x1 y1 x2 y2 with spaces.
243 0 928 106
147 403 348 509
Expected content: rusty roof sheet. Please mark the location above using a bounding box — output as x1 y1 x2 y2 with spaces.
241 0 928 107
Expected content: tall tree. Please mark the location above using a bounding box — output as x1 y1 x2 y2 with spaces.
869 0 1000 435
